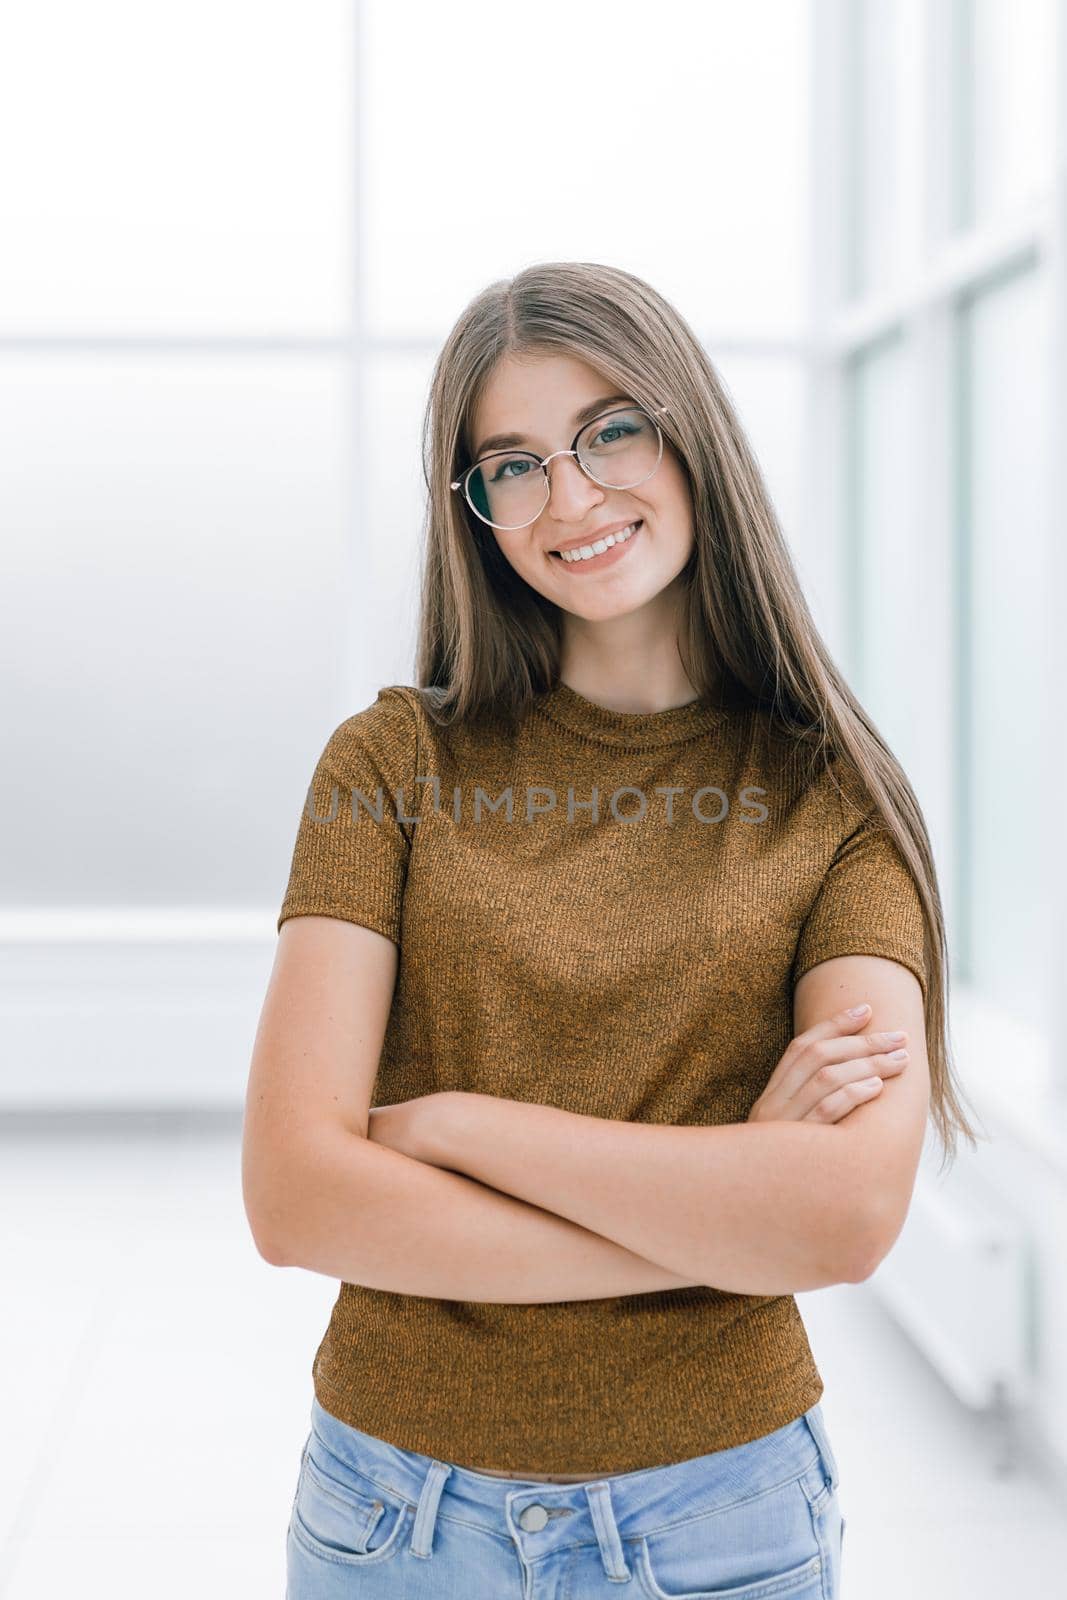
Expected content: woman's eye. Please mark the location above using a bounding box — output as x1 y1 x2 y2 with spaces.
490 457 532 481
592 423 634 446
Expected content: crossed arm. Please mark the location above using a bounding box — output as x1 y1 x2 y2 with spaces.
392 1094 881 1294
270 954 928 1300
386 954 929 1296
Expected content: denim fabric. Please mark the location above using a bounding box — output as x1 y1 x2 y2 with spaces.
286 1395 846 1597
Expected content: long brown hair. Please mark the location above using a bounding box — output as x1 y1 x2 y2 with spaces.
413 259 982 1167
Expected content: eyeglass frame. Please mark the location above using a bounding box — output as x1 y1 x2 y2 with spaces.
450 403 672 532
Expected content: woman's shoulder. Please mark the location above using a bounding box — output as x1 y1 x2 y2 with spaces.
735 701 878 839
328 681 500 774
307 685 421 789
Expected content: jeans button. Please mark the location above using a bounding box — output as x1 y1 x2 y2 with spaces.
519 1504 549 1532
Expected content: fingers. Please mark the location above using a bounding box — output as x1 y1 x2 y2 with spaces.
763 1001 910 1122
780 1009 908 1087
801 1074 885 1122
761 1003 872 1101
787 1001 886 1056
757 1000 914 1127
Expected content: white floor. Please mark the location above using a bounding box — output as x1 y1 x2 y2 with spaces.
1 1114 1065 1598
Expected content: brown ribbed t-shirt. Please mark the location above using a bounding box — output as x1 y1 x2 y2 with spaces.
277 679 928 1474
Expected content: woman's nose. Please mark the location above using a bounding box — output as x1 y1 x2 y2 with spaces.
545 454 603 518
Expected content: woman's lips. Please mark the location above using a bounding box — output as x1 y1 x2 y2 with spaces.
549 520 642 573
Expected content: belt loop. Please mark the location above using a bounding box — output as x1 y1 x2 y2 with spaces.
409 1459 452 1559
584 1480 631 1581
803 1402 840 1493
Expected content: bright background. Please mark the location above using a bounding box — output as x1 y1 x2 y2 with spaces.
1 1 1065 1594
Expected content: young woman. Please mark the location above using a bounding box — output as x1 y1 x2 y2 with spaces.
243 261 979 1599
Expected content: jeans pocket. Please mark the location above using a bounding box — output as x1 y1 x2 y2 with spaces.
632 1471 825 1600
289 1442 413 1569
635 1542 824 1599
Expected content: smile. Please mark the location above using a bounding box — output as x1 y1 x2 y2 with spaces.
549 520 642 570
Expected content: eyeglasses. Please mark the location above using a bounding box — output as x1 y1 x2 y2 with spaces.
451 404 671 532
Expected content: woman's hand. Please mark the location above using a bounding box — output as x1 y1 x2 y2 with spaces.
749 1002 909 1125
365 1093 455 1164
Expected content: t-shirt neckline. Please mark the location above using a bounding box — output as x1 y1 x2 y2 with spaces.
535 679 730 749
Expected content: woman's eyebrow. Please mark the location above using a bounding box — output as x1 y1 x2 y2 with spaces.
472 394 633 460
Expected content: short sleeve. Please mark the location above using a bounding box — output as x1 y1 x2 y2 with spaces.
791 803 930 1005
277 687 419 945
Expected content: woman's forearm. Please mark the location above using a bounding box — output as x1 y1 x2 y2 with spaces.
270 1125 702 1302
421 1093 872 1293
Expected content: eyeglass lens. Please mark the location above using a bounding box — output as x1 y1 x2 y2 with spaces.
466 407 662 531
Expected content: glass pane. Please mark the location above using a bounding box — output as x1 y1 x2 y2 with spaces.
962 266 1053 1020
0 355 351 904
848 332 920 760
843 0 895 300
362 0 810 339
969 0 1057 226
846 332 961 962
0 0 352 334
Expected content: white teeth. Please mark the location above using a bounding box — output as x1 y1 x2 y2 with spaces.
557 521 639 563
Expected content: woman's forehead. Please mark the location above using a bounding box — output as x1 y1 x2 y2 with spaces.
471 352 621 449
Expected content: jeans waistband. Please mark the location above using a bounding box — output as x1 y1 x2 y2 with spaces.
454 1462 633 1483
308 1396 838 1571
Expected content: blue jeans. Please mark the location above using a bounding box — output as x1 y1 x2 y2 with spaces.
287 1394 846 1598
